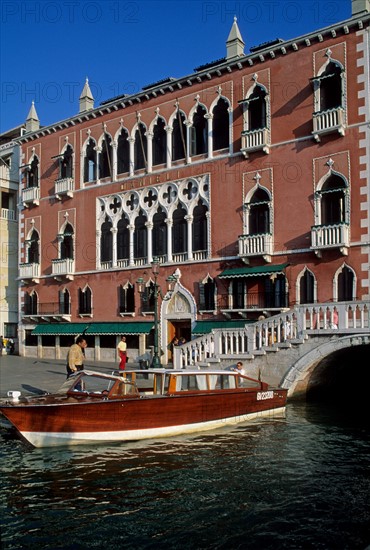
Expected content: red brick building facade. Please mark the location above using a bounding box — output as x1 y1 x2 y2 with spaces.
17 2 370 362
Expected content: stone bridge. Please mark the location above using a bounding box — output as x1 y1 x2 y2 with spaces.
173 301 370 398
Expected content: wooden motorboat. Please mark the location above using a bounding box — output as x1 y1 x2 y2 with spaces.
0 369 287 448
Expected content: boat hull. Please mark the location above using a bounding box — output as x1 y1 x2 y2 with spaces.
0 389 287 447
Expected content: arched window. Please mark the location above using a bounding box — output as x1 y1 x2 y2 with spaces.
190 105 208 156
60 223 74 260
299 270 315 304
99 134 113 179
117 216 130 261
119 283 135 314
153 117 167 166
134 123 147 170
100 216 113 263
248 188 270 235
84 138 97 182
212 98 229 151
134 211 147 259
25 291 38 315
28 229 39 263
59 289 71 315
199 275 215 311
248 85 267 131
321 174 346 225
338 266 354 301
60 145 73 179
117 128 129 174
173 204 187 254
27 156 39 188
78 286 92 315
319 61 342 112
172 110 187 161
192 201 208 252
153 208 167 257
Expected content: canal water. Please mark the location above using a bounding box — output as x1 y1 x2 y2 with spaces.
1 401 369 550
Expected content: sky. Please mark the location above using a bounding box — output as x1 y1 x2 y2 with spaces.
0 0 352 134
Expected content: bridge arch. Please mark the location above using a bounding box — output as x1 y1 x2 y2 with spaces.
281 335 370 398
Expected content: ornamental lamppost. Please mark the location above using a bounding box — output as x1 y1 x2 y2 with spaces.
137 258 176 368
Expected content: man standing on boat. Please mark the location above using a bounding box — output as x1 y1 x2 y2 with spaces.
117 336 127 371
66 336 87 377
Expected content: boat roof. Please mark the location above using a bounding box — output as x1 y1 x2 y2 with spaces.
80 368 247 379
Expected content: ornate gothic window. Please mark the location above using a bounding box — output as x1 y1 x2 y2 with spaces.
134 211 147 259
319 61 343 112
59 289 71 315
299 269 315 304
99 134 113 179
24 291 38 315
83 138 97 182
27 156 39 188
337 265 355 301
247 85 267 131
27 229 40 263
134 123 147 171
60 145 73 179
192 201 208 251
248 187 271 235
320 174 346 225
117 128 130 174
153 208 167 257
100 216 113 263
172 204 187 254
119 283 135 314
153 117 167 166
78 286 92 315
172 110 187 161
117 216 130 261
212 98 229 151
190 104 208 156
60 223 74 260
199 275 215 311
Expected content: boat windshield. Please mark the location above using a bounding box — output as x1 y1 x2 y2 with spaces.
56 372 116 396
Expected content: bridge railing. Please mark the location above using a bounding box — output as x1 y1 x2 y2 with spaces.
173 301 369 369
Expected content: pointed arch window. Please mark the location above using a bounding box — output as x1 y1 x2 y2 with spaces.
192 201 208 252
190 105 208 156
134 210 147 259
299 270 315 304
99 134 113 179
60 145 73 179
117 215 130 261
24 291 38 315
59 289 71 315
172 110 187 161
320 174 346 225
27 157 39 188
119 283 135 314
78 286 92 315
173 204 187 254
134 123 147 171
84 138 97 182
153 117 167 166
199 275 215 311
212 98 229 151
117 128 130 174
319 61 343 112
338 266 354 301
247 85 267 131
248 188 270 235
153 208 167 257
100 216 113 263
28 229 40 263
60 223 74 260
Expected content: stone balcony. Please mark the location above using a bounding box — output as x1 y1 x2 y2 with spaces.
51 258 75 280
19 262 40 283
311 223 349 257
55 177 74 200
312 106 345 142
22 186 40 207
240 128 270 157
238 233 273 263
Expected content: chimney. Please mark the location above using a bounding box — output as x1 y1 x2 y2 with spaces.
352 0 370 15
226 17 245 60
25 101 40 133
79 78 94 113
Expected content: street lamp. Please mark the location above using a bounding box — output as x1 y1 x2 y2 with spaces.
137 258 176 368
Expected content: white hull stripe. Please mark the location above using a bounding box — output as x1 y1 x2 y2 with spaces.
21 407 286 447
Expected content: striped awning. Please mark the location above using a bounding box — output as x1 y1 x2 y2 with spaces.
32 322 154 336
218 263 289 279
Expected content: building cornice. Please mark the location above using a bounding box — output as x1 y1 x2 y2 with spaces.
16 13 370 144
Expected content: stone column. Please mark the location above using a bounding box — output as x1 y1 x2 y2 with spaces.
185 214 193 260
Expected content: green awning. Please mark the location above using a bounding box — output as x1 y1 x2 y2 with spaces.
32 322 154 336
218 263 289 279
192 320 253 335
